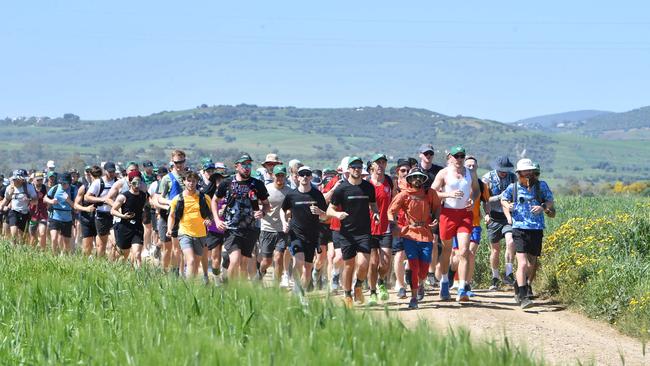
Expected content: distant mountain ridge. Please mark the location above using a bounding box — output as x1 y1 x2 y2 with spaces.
513 110 614 131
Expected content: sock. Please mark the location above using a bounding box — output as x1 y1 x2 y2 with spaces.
428 271 435 277
458 280 466 291
518 285 528 299
345 290 352 298
378 278 385 286
441 273 449 283
370 289 377 295
355 279 364 288
505 263 513 276
332 268 339 276
491 268 499 279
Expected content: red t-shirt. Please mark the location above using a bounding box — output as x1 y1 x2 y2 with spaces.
323 175 341 231
369 176 392 236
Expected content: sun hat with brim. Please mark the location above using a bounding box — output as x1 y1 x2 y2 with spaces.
337 157 350 172
263 153 282 165
449 145 466 156
235 153 253 164
370 153 387 163
347 156 363 167
492 156 514 172
33 172 45 179
406 168 428 183
273 165 287 176
515 158 536 172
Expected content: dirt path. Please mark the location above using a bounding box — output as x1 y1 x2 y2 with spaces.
355 287 648 365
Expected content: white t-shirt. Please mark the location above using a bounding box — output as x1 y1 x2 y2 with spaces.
87 177 115 212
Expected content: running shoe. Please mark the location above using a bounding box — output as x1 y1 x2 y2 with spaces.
520 297 534 309
397 287 407 299
255 269 264 282
408 297 418 309
306 279 314 293
368 293 378 306
315 271 324 291
503 273 516 286
331 274 340 291
425 273 437 288
378 283 389 301
439 281 451 301
456 288 470 302
354 286 365 304
514 292 521 305
417 286 425 301
153 246 161 260
465 283 475 297
527 284 535 299
343 296 354 309
489 277 501 291
280 273 290 288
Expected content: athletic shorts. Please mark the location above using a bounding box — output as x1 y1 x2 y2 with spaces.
470 226 481 244
79 215 97 238
402 238 433 263
8 210 30 231
513 228 543 257
392 237 404 254
142 208 151 225
115 223 144 250
151 210 158 232
206 231 225 251
319 224 332 246
224 228 260 258
157 212 178 242
179 234 206 256
338 232 371 261
332 230 342 249
95 211 113 236
439 206 472 241
289 238 318 264
370 233 393 249
259 231 288 258
29 219 47 234
487 219 512 243
48 218 73 238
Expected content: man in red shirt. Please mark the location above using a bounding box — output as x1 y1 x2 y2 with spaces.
322 156 349 291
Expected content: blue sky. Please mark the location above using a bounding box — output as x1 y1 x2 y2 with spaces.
2 1 649 122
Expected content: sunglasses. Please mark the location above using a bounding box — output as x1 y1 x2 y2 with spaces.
422 151 434 156
298 171 312 177
240 163 252 168
453 154 466 159
399 168 409 173
173 160 186 165
348 165 363 170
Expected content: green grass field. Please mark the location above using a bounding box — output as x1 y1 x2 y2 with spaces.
0 244 541 365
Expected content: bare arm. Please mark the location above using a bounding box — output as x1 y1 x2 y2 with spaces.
431 169 451 198
106 180 123 203
111 195 133 220
280 208 291 233
327 203 348 221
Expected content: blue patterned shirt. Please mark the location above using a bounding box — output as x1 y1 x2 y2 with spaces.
501 180 553 230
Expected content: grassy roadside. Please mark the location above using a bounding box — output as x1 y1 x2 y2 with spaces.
0 243 541 365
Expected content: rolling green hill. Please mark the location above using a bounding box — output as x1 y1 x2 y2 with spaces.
1 105 648 186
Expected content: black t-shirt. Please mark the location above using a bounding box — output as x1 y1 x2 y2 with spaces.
121 190 148 226
282 188 327 244
216 176 269 230
199 178 217 198
330 180 376 236
422 163 444 189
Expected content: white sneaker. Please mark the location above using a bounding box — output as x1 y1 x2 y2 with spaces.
280 273 290 288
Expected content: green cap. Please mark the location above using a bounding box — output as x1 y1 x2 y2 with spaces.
235 153 253 164
370 153 387 163
323 167 336 175
47 171 58 178
533 162 541 172
200 157 213 166
348 156 363 166
273 165 287 175
449 145 466 156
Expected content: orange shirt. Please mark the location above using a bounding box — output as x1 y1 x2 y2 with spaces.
388 187 441 243
472 185 490 226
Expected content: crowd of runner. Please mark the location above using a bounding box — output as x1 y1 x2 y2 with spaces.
0 145 555 310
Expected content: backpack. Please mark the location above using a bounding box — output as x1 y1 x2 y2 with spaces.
168 172 182 200
173 191 212 224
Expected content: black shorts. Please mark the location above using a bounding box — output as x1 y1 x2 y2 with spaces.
206 231 225 251
151 209 158 231
392 236 404 254
224 228 260 258
95 212 113 236
8 210 30 231
339 232 371 261
370 233 393 249
259 231 288 258
289 238 318 264
487 219 513 243
48 218 73 238
79 215 97 238
332 230 342 249
512 228 543 257
319 224 332 246
142 207 151 225
115 223 144 250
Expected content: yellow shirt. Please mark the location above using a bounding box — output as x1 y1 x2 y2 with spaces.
169 192 211 238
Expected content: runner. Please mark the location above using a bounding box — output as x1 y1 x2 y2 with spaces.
28 172 48 250
322 156 350 292
0 175 7 237
141 161 157 257
281 166 328 301
259 165 291 283
44 172 77 254
111 170 148 266
206 163 228 280
85 162 117 258
214 153 270 280
148 166 168 261
392 158 411 298
156 150 187 274
69 168 82 247
501 158 555 309
431 146 479 302
482 156 517 289
74 165 100 257
367 154 394 305
0 170 37 243
388 168 441 309
256 153 282 185
327 156 379 307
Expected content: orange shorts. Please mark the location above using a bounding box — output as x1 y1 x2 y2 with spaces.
439 206 473 241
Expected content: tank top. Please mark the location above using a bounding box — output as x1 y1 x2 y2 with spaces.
443 167 472 209
121 190 147 226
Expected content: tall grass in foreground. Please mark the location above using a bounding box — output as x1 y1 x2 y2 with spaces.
0 243 540 365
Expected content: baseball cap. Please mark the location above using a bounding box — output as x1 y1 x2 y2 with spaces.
128 170 142 182
235 153 253 164
312 170 322 184
348 156 363 167
157 166 169 175
272 165 287 176
33 172 45 179
104 162 117 172
418 144 434 154
47 171 58 179
46 160 55 168
298 166 312 174
449 145 466 156
142 160 154 168
370 153 388 163
58 173 72 185
337 156 350 172
396 158 410 168
493 156 514 172
203 160 215 170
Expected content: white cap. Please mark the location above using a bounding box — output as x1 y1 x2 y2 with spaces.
298 166 312 174
516 158 536 172
46 160 55 168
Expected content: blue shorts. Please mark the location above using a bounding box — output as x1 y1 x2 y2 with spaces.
402 238 433 263
452 226 482 249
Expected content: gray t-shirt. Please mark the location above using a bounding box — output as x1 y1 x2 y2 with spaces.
260 183 292 233
88 177 116 212
7 183 36 214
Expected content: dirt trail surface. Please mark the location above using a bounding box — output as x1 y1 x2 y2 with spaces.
348 287 648 366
